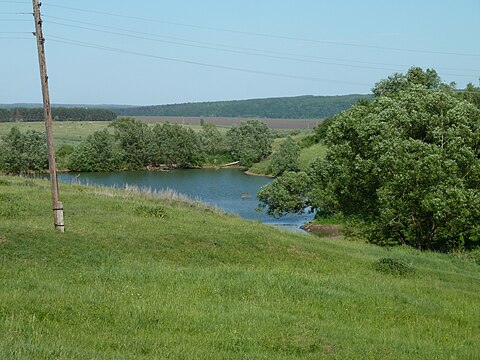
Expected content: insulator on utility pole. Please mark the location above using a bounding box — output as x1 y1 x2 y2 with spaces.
32 0 65 232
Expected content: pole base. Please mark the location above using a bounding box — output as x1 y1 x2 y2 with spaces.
54 203 65 232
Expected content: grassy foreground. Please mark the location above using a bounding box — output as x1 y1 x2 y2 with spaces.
0 176 479 359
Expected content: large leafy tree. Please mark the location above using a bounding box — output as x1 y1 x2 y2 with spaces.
259 68 480 251
269 136 301 176
226 120 273 166
0 127 48 174
68 130 121 172
151 122 203 167
109 117 153 169
372 66 442 97
458 82 480 109
199 123 226 156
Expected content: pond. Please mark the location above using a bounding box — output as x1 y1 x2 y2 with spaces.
54 168 313 232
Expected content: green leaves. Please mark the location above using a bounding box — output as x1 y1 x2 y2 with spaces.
226 120 273 166
258 171 310 216
0 127 48 174
152 122 203 167
259 68 480 251
68 130 121 172
200 123 226 156
269 136 301 176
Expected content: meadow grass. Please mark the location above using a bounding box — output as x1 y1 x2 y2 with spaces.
0 122 112 147
0 175 479 359
249 142 327 176
0 122 308 148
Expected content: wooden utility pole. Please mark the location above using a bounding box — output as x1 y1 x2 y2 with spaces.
32 0 65 232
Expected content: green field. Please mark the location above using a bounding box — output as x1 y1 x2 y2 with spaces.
0 176 479 359
0 121 306 148
248 138 327 176
0 122 111 147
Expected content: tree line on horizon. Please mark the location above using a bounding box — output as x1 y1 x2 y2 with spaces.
114 94 373 119
0 107 117 122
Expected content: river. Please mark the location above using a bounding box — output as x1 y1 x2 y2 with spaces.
54 168 313 231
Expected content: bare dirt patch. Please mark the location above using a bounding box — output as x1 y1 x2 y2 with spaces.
135 116 320 129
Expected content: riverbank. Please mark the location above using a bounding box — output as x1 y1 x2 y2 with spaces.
45 168 314 229
300 223 342 237
243 170 275 178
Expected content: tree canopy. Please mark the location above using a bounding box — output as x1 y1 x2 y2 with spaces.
0 127 48 173
259 68 480 251
269 136 301 176
226 120 273 166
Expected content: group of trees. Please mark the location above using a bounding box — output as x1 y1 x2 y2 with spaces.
0 118 273 173
115 94 372 119
0 107 117 122
259 67 480 252
67 118 273 171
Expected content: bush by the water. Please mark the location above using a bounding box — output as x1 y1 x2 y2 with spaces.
0 127 48 174
64 118 274 171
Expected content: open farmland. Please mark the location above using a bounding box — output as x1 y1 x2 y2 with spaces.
134 116 321 129
0 121 111 147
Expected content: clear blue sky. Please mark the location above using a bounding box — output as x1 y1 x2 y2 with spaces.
1 0 479 105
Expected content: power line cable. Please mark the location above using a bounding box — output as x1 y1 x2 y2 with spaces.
43 15 480 74
43 21 479 79
46 20 403 72
46 35 372 87
43 2 480 58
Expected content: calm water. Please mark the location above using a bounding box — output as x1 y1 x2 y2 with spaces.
55 169 313 231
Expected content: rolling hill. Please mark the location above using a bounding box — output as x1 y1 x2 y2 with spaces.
115 94 372 119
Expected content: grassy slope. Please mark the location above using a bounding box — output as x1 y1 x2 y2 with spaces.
0 176 479 359
249 141 327 176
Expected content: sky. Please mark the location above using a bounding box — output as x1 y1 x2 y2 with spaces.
1 0 479 105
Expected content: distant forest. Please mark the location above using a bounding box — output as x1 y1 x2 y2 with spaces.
115 94 373 119
0 107 117 122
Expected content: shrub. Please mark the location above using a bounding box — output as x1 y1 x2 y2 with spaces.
226 120 273 166
269 136 301 176
134 205 167 219
0 127 48 174
374 257 414 276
